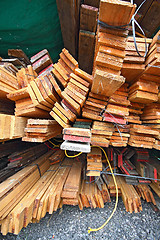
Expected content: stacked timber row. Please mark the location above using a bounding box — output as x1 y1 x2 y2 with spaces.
22 119 62 142
86 147 102 176
0 114 28 141
61 119 92 153
30 49 53 76
91 0 136 97
128 31 160 104
121 37 152 83
141 103 160 150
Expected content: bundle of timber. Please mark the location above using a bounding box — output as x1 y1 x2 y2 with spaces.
78 4 98 74
16 65 37 89
0 114 28 141
128 31 160 103
141 103 160 150
91 121 114 147
30 49 53 75
110 125 130 147
22 119 62 142
61 120 92 152
128 124 159 149
0 66 18 99
7 70 61 118
7 87 51 118
127 102 144 124
51 69 92 128
62 161 82 206
52 48 79 88
0 62 18 77
128 79 159 104
82 92 108 120
86 147 102 176
104 83 130 125
91 0 136 97
121 37 152 83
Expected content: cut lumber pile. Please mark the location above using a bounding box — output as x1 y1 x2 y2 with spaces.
141 103 160 150
104 83 130 125
51 69 92 128
0 66 18 99
118 176 142 213
0 114 28 141
135 184 156 205
61 119 92 152
30 49 53 75
22 119 62 142
91 0 136 96
7 87 51 118
91 121 114 147
52 48 79 88
82 92 108 121
128 124 159 149
61 161 82 206
0 62 18 76
121 37 152 83
128 31 160 103
0 150 52 225
128 79 159 104
110 125 130 147
86 147 102 176
16 65 37 89
78 4 98 74
127 102 144 124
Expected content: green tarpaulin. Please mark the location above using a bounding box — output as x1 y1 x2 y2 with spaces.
0 0 63 62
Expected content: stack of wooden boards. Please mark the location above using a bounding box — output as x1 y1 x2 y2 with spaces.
128 31 160 104
22 119 62 142
61 119 92 153
30 49 53 76
16 65 37 88
51 59 93 128
0 150 158 236
52 48 78 88
91 0 136 97
128 124 159 149
121 37 152 83
0 114 28 141
127 102 144 124
82 92 108 121
104 83 130 125
0 66 18 99
86 147 102 176
78 4 98 74
91 121 114 147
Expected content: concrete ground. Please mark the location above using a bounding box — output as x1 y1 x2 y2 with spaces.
0 196 160 240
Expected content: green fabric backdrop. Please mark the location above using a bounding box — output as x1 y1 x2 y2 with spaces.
0 0 63 62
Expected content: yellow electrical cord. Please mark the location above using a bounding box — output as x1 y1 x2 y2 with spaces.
65 150 83 158
88 145 118 233
48 140 60 148
64 145 118 233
